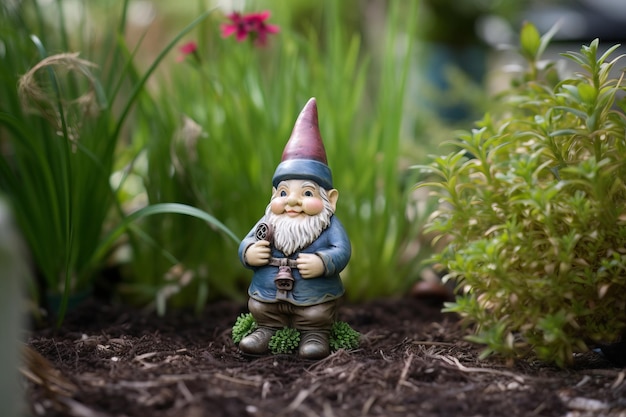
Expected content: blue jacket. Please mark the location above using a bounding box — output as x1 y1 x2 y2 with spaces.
239 216 351 306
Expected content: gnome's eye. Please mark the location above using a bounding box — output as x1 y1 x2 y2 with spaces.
280 190 287 197
303 190 313 197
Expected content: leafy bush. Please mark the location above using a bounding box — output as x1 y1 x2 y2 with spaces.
416 23 626 367
269 328 301 355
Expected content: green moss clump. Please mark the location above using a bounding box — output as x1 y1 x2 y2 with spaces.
330 321 360 351
231 313 257 344
232 315 360 354
268 327 301 354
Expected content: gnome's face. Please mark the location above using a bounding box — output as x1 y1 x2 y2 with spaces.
270 179 336 217
265 179 338 256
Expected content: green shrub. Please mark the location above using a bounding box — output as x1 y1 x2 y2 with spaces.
416 23 626 367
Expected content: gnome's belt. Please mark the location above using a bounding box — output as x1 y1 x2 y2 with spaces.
268 257 298 268
268 257 297 294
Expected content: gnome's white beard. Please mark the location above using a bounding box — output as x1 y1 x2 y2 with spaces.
265 192 334 257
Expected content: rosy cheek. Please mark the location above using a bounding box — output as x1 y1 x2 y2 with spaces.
270 199 285 214
303 198 324 215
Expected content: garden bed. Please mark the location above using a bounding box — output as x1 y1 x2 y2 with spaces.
26 297 626 417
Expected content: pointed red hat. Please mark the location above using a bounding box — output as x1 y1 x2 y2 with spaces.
272 98 333 189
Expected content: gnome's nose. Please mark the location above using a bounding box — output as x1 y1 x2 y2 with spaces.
286 193 299 206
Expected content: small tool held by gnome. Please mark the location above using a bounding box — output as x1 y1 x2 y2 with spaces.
238 98 351 359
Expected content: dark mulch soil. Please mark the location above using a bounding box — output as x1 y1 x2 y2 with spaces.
25 297 626 417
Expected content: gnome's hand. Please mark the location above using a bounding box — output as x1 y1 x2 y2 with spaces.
297 253 324 279
245 240 271 266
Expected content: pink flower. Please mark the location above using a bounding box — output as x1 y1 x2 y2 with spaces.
221 10 279 47
177 41 198 62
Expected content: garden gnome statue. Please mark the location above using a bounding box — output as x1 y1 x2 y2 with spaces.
238 98 351 359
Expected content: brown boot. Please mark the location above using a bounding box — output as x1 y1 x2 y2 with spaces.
299 330 330 359
239 327 276 355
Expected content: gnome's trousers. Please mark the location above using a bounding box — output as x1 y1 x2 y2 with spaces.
248 298 337 331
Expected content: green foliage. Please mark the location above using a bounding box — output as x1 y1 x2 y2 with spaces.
2 1 431 317
231 313 257 344
269 328 301 355
0 1 237 323
329 321 360 351
0 2 116 322
124 0 427 306
417 24 626 367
